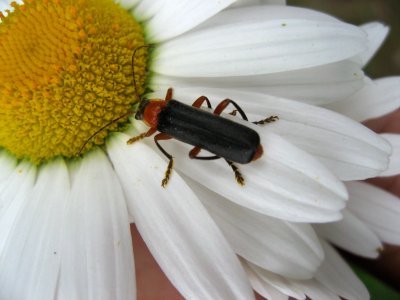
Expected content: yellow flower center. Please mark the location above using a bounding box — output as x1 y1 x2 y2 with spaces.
0 0 147 164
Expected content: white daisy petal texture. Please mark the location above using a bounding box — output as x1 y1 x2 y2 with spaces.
155 124 347 223
293 281 340 300
346 181 400 245
0 161 36 256
315 241 370 300
165 88 391 181
144 0 236 42
0 2 9 14
199 5 339 27
244 240 369 300
107 134 255 300
151 60 365 106
359 22 389 67
0 161 61 300
131 0 164 21
326 77 400 122
185 177 324 280
380 133 400 177
243 261 307 300
244 260 340 300
232 0 286 7
0 151 17 182
153 6 367 77
314 209 382 258
56 151 135 300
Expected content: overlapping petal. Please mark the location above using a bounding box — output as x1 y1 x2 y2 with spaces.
107 134 255 300
0 161 60 300
358 22 389 67
243 240 369 300
244 261 308 299
326 77 400 122
152 126 347 222
347 181 400 245
314 209 382 258
0 154 136 300
141 0 235 42
151 60 364 106
153 6 367 77
0 162 36 257
162 88 391 181
56 151 135 300
232 0 286 7
186 177 324 279
315 241 369 300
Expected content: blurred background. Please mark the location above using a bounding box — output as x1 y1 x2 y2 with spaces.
289 0 400 78
289 1 400 299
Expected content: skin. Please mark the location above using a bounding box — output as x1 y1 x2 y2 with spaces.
131 109 400 298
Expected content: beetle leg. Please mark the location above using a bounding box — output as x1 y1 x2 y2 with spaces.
225 160 245 186
165 88 173 102
189 146 220 160
215 99 279 126
253 115 279 125
213 99 249 121
190 147 244 186
191 96 212 109
154 133 174 187
127 127 157 144
229 109 237 116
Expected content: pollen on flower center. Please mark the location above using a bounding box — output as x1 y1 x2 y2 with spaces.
0 0 148 164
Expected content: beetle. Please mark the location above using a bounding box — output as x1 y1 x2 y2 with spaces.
130 88 278 187
79 45 278 187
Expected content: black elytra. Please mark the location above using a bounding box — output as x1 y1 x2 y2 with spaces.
157 99 261 164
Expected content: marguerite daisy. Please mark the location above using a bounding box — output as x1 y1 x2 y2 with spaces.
0 0 396 299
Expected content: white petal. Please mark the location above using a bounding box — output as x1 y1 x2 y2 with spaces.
107 134 255 300
242 260 306 299
326 77 400 122
359 22 389 67
186 177 323 279
232 0 286 7
380 134 400 177
0 162 36 255
153 6 367 77
144 0 235 42
149 122 347 222
151 60 364 106
293 279 340 300
131 0 164 21
347 181 400 245
315 241 369 300
197 5 340 30
164 87 391 181
0 150 17 183
314 209 382 258
246 260 341 300
56 151 135 300
243 261 305 300
0 0 14 16
0 160 68 299
246 241 369 300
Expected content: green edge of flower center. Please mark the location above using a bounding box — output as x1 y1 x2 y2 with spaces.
0 0 148 164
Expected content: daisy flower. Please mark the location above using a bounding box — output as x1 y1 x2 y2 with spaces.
0 0 396 299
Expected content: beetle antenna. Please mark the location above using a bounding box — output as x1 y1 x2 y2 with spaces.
77 110 135 156
77 44 153 157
